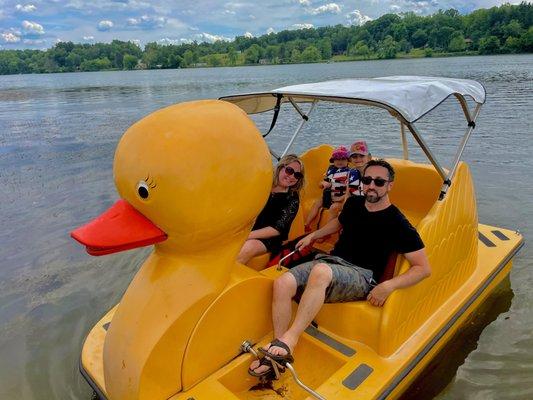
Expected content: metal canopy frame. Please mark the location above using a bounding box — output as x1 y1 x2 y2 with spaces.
220 79 485 200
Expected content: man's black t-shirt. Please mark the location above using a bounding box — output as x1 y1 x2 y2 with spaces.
332 196 424 282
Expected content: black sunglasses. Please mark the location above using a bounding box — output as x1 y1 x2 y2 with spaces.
361 176 389 187
284 166 303 180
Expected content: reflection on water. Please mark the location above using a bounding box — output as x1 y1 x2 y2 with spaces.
0 54 532 399
402 278 514 400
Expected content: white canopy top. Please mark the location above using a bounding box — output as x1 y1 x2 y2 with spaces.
221 76 486 123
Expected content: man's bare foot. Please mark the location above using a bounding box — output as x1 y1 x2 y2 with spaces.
263 337 296 359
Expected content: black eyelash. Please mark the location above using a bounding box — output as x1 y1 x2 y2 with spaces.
144 174 157 189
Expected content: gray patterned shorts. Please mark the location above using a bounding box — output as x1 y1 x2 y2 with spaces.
289 254 377 303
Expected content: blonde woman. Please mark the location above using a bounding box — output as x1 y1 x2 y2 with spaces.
237 154 305 264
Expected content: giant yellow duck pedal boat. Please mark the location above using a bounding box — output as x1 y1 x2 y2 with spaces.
72 77 523 400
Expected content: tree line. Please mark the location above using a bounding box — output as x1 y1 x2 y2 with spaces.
0 2 531 75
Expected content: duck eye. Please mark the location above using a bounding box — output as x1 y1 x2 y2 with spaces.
137 181 150 199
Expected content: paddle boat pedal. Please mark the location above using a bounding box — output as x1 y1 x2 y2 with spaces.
241 340 327 400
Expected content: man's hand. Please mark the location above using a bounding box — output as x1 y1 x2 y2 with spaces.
367 281 394 307
296 233 315 250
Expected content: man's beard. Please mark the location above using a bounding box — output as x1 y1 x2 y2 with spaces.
364 190 383 203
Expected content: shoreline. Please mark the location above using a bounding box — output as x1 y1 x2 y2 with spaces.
1 51 531 76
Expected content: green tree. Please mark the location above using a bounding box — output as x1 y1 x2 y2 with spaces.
228 47 238 66
429 26 455 49
264 45 280 62
521 26 533 52
65 52 81 70
123 54 138 70
503 36 521 53
317 38 332 59
167 54 182 68
301 45 321 62
349 40 371 58
290 48 301 63
243 44 262 64
502 20 524 39
478 36 501 54
182 50 194 67
205 54 222 67
377 35 398 59
411 29 428 48
80 57 112 71
448 34 466 52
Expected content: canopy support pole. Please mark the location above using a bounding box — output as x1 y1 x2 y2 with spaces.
400 122 409 160
439 102 482 199
281 99 317 158
405 123 447 181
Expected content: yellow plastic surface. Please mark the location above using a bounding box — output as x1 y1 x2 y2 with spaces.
182 264 274 389
379 162 478 356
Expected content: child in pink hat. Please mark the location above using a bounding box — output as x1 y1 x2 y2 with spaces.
304 146 350 231
348 140 372 197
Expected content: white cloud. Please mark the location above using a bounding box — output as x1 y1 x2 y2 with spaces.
193 32 231 43
347 10 372 26
2 32 21 43
297 0 311 5
22 20 44 35
290 23 314 30
127 15 166 29
83 35 95 41
97 20 113 31
158 37 187 45
23 38 45 45
390 5 401 12
309 3 341 15
266 27 275 34
15 4 37 13
224 9 236 15
244 31 253 38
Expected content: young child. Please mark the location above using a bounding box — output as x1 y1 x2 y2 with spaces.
304 146 350 231
348 140 372 197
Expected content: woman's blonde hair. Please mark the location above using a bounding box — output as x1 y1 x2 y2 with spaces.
273 154 305 193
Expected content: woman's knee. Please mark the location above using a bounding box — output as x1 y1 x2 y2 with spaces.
238 240 266 263
308 263 333 286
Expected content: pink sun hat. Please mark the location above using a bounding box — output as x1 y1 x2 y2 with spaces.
350 140 369 156
329 146 350 162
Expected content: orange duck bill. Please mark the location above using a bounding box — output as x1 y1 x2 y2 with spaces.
71 199 167 256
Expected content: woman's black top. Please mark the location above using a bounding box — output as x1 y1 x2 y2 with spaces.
253 191 300 253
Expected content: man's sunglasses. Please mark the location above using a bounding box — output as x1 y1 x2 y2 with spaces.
361 176 389 187
284 166 303 180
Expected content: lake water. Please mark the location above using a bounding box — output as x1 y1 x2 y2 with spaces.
0 54 531 399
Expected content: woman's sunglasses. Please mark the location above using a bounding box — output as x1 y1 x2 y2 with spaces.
361 176 389 187
284 166 303 180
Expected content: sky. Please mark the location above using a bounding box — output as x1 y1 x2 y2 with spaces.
0 0 524 50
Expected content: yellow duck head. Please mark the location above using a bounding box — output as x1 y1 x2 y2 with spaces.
73 99 272 255
71 99 273 400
